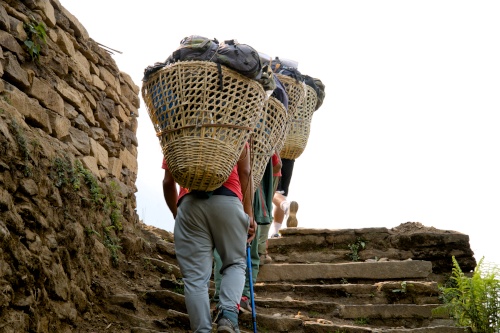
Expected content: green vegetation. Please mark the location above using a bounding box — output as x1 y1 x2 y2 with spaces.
308 310 321 318
50 156 125 266
23 16 47 62
354 317 370 325
9 119 32 176
392 281 413 294
433 256 500 333
347 237 366 262
105 181 123 231
173 285 185 295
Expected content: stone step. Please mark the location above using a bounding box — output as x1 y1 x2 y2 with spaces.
239 310 464 333
267 226 476 275
258 260 433 282
254 281 441 305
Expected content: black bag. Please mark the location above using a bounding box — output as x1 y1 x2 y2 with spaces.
271 57 304 83
142 35 219 81
313 77 325 110
303 75 321 98
216 40 263 80
166 35 219 64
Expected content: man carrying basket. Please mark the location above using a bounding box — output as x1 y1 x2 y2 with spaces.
162 143 256 333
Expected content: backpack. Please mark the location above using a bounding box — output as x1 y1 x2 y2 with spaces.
271 57 304 83
216 39 263 80
166 35 219 64
303 75 321 98
142 35 219 81
272 73 289 110
313 77 325 110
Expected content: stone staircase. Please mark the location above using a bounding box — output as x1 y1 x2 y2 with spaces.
96 222 476 333
235 224 475 333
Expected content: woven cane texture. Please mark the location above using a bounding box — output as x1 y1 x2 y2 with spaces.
141 61 266 191
274 73 306 155
279 84 318 160
251 96 288 188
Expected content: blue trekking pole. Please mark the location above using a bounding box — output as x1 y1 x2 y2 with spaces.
246 243 258 333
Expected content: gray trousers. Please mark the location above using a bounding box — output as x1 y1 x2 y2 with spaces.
174 194 249 332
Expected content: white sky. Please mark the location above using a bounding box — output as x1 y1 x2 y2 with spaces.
60 1 500 268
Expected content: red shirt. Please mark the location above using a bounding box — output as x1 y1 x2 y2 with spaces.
272 153 281 177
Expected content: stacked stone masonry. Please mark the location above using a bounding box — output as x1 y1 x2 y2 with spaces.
0 1 144 332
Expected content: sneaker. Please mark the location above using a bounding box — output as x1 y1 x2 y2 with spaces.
280 200 290 216
214 309 240 333
239 296 252 313
270 233 281 239
286 201 299 228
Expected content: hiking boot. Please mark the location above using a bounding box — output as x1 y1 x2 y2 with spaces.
239 296 252 313
214 309 240 333
259 253 273 265
286 201 299 227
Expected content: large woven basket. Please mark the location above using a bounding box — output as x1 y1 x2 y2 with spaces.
279 84 318 160
141 61 266 191
251 96 288 188
274 73 306 155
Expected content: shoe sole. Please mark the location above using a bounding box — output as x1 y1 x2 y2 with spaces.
286 201 299 228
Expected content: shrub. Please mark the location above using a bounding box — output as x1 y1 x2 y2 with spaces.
434 256 500 333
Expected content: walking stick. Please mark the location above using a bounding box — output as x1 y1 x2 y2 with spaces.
246 243 258 333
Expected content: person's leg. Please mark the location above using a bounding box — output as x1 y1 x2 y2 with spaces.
241 225 260 311
275 158 299 230
258 223 271 255
258 223 272 264
213 249 222 303
270 192 286 237
173 196 214 332
209 195 248 331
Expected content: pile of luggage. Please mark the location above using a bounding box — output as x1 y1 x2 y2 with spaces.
141 35 325 191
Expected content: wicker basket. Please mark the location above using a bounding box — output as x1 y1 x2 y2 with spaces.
141 61 266 191
251 96 288 188
273 73 306 155
279 84 318 160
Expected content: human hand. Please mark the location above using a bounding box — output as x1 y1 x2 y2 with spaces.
258 65 276 92
247 217 257 243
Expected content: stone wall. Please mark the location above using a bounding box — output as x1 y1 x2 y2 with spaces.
0 0 142 331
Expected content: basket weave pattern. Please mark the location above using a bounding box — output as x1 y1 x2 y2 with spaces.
142 61 266 191
279 84 318 160
274 74 306 155
251 96 287 188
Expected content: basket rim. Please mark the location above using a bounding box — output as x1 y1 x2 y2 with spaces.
142 60 266 95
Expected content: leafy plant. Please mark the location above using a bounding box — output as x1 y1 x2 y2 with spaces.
105 181 123 231
74 160 104 205
347 238 366 262
433 256 500 333
9 119 32 176
354 317 370 325
393 281 413 294
103 231 122 267
23 17 47 62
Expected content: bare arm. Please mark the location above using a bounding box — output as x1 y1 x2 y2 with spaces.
237 144 256 243
162 168 178 219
